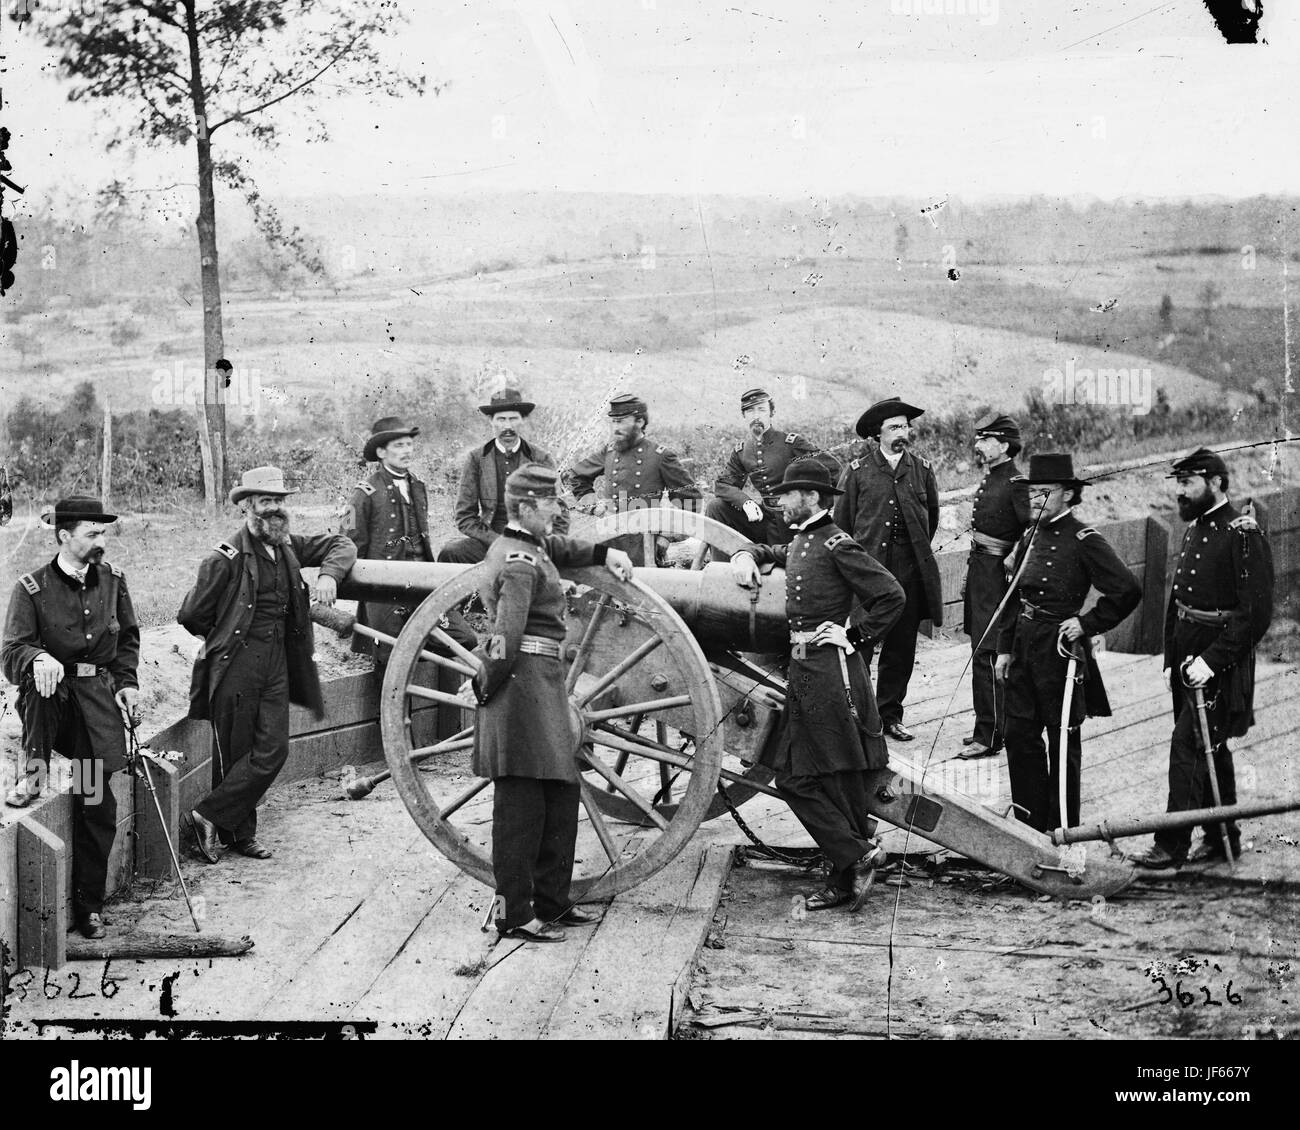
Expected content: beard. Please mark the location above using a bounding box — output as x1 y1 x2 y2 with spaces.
613 429 640 453
1177 493 1213 522
82 545 106 564
748 418 767 436
249 510 291 545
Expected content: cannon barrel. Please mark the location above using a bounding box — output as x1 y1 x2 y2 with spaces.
336 559 790 653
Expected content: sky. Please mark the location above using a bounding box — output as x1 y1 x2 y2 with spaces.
2 0 1298 215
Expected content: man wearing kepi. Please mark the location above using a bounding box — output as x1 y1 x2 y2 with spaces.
835 396 941 742
959 413 1031 760
706 387 839 561
439 388 567 565
179 467 356 863
731 458 905 911
1133 448 1273 870
463 465 633 943
563 393 701 565
994 454 1141 833
1 497 140 939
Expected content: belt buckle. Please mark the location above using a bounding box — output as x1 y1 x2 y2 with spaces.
74 663 97 677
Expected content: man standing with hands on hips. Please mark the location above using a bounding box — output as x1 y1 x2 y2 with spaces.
1 496 141 939
460 465 634 943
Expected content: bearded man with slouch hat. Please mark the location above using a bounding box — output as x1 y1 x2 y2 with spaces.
958 412 1031 760
731 458 905 912
994 454 1141 834
179 466 356 864
1132 447 1273 870
458 464 633 943
1 497 140 938
834 396 941 742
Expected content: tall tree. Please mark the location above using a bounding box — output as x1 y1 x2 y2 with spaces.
14 1 436 508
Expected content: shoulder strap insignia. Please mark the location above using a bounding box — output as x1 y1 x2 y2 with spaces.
1009 474 1026 482
917 455 932 470
824 532 851 551
108 563 124 578
733 442 744 453
355 481 375 495
849 457 862 470
505 550 539 567
1076 527 1098 540
215 541 238 559
786 432 799 443
19 573 39 595
655 445 666 454
1229 515 1259 532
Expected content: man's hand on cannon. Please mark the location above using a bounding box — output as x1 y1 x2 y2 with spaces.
313 574 338 608
115 686 140 725
750 685 786 712
32 652 64 698
604 548 634 582
454 678 480 709
994 653 1012 684
730 550 761 590
1057 616 1085 644
742 500 763 523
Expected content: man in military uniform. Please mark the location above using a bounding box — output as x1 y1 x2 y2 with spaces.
994 454 1141 833
1 497 140 938
959 413 1031 759
179 466 356 863
562 393 701 565
438 388 568 565
834 397 941 742
705 387 840 561
731 458 906 911
459 465 633 942
344 417 434 661
1133 448 1273 869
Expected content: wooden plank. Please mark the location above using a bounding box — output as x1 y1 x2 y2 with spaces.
133 754 181 881
17 818 67 970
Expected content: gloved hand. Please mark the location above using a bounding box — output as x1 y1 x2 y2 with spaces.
742 500 763 523
731 551 761 589
1183 656 1214 688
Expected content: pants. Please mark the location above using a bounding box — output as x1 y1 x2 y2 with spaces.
704 497 789 562
964 553 1009 748
17 677 123 917
775 769 878 883
1155 683 1239 859
491 777 581 929
437 536 488 565
859 543 925 726
200 630 290 844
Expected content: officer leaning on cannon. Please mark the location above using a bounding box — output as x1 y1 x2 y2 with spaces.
959 412 1031 760
179 466 357 865
834 396 941 742
1132 447 1274 870
1 496 141 939
562 393 702 566
456 464 634 943
994 454 1141 833
731 458 906 912
705 386 840 562
438 387 568 566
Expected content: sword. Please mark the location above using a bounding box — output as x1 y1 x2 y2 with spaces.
1180 659 1237 868
1054 636 1087 877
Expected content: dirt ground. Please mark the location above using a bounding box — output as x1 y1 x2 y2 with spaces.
680 857 1299 1041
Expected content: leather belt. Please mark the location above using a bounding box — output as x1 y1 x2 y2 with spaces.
1020 600 1065 624
64 662 103 677
971 530 1013 555
520 635 562 658
1175 601 1233 626
789 629 847 647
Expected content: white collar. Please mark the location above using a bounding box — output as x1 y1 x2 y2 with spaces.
791 508 829 532
495 439 523 456
883 449 903 469
383 465 408 480
1201 498 1230 519
1049 509 1073 524
57 551 90 581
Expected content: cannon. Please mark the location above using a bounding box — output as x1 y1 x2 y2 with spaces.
329 509 1137 903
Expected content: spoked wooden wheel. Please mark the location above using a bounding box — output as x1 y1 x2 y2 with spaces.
378 560 725 900
583 507 784 824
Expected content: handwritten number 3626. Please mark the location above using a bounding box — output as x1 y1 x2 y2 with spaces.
1152 977 1242 1007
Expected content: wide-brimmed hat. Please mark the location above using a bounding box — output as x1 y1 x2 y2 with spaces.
768 457 844 496
608 394 648 419
505 463 560 500
363 417 421 462
1166 446 1228 480
1024 453 1088 488
228 466 300 506
479 388 536 418
44 495 118 525
855 397 925 439
973 411 1022 446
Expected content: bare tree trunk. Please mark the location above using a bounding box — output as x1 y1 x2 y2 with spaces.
184 0 227 512
100 398 112 508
